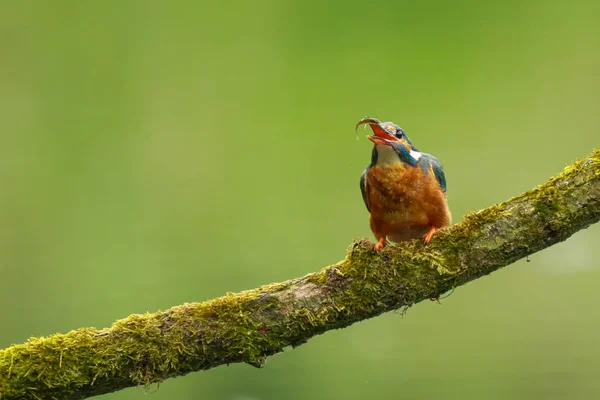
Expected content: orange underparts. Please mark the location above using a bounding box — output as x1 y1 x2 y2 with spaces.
366 162 451 252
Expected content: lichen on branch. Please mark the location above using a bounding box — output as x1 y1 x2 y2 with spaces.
1 150 599 400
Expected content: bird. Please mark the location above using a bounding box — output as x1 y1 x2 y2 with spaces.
357 117 451 251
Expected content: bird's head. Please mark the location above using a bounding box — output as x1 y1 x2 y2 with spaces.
355 117 416 148
356 117 420 166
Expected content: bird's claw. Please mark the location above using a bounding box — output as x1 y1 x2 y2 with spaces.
423 226 437 244
373 237 386 251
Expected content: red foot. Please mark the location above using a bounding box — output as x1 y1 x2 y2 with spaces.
374 237 386 251
423 226 437 244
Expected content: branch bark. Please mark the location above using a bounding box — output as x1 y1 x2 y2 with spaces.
1 150 599 400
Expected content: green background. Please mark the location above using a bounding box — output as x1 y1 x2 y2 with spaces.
1 1 599 399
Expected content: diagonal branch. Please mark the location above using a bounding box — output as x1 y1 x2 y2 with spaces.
1 150 599 400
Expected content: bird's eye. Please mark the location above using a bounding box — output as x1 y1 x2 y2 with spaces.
395 130 404 139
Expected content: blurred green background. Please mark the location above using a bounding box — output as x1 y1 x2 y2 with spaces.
1 1 599 399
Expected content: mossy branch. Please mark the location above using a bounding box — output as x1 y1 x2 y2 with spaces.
2 151 600 400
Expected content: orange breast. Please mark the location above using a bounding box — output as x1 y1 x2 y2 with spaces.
366 164 451 242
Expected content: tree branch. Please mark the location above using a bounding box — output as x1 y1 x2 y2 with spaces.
1 150 599 400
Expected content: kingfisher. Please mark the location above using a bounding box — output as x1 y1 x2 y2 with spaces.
357 117 451 251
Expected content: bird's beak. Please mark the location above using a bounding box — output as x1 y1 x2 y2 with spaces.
367 135 392 145
355 117 397 146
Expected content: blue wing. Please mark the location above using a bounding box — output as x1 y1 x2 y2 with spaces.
419 153 447 193
359 168 371 212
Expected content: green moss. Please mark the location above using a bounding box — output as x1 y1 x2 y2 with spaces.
306 271 328 285
1 150 599 400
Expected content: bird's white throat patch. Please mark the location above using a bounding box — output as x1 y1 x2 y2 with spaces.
375 145 422 165
375 145 400 165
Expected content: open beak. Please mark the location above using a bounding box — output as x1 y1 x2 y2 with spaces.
355 117 397 145
367 135 392 145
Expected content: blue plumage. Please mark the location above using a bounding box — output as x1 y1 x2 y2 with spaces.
419 153 447 193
